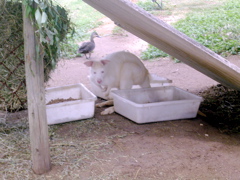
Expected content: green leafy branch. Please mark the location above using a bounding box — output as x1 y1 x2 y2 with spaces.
23 0 74 68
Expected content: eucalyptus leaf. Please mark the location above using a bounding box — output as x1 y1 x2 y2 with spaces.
39 2 47 10
55 37 59 42
25 5 32 17
53 28 58 34
46 28 56 35
35 8 42 25
39 33 48 43
41 12 48 24
34 0 39 4
46 29 55 45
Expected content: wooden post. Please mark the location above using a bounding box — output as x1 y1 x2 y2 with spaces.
83 0 240 90
23 4 51 174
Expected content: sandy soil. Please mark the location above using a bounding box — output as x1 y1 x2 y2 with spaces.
42 15 240 179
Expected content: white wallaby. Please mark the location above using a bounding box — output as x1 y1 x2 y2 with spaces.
84 51 151 99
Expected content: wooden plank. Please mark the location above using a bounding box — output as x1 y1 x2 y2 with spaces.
23 4 51 174
83 0 240 90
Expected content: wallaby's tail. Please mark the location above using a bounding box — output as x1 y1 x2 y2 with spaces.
148 74 172 85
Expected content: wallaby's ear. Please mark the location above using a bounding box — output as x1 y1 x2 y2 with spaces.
100 60 110 65
84 61 94 67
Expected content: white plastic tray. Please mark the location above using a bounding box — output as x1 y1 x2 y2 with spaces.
111 86 203 123
90 74 172 99
45 83 97 125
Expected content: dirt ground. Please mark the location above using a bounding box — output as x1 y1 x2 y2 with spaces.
2 1 240 179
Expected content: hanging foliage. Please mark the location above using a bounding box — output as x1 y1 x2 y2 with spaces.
23 0 75 70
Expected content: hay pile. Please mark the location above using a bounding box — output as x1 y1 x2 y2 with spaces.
0 1 72 112
199 84 240 134
0 1 26 112
0 117 117 179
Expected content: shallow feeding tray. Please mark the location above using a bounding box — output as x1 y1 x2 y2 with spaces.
90 74 172 99
45 83 97 125
111 86 203 123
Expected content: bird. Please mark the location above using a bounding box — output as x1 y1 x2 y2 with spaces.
78 31 100 59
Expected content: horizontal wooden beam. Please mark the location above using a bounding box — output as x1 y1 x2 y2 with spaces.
83 0 240 90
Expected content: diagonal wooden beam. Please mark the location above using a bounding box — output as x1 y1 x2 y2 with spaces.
83 0 240 90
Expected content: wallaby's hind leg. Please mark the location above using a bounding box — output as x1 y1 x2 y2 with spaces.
96 100 115 115
96 100 113 108
101 106 115 115
119 62 141 90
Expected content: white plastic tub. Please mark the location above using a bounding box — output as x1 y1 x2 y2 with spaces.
89 74 172 99
45 83 97 125
111 86 203 123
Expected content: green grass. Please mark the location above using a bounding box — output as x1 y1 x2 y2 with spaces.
175 0 240 56
141 0 240 60
56 0 104 58
137 0 162 11
141 45 168 60
112 26 127 36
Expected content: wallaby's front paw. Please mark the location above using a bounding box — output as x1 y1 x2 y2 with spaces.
101 87 107 92
103 92 110 99
98 85 107 92
96 103 102 108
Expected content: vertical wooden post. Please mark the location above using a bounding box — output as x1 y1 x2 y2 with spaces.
23 4 51 174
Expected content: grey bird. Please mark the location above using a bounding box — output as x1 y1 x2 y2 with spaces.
78 32 100 59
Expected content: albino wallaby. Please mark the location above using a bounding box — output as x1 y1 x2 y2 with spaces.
84 51 151 99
